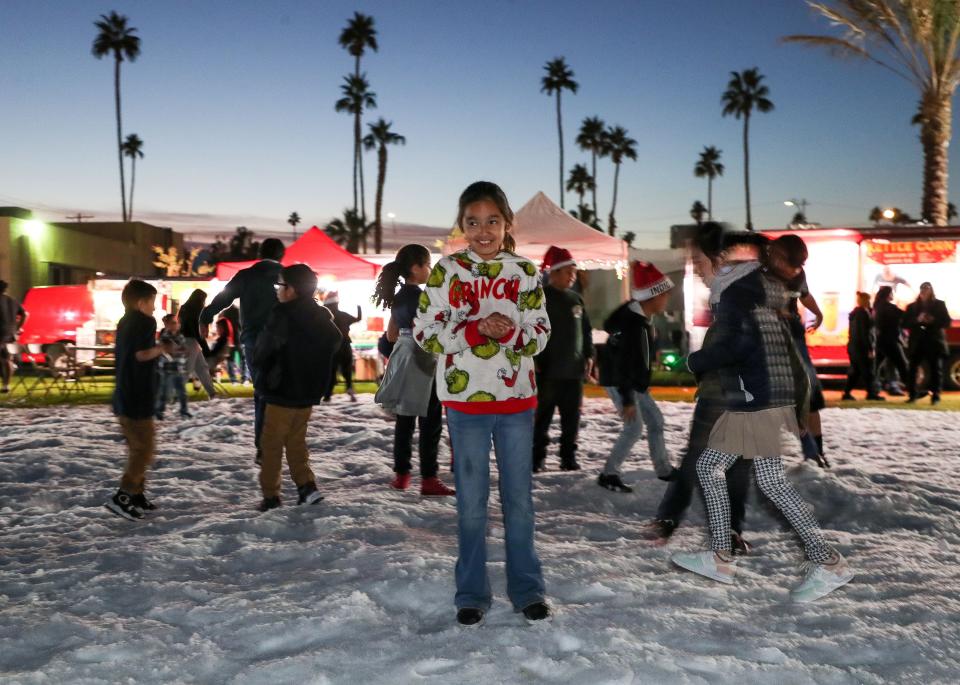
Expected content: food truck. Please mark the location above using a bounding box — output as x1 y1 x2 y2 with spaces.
680 224 960 390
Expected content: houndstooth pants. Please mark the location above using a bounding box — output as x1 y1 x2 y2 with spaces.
697 448 834 563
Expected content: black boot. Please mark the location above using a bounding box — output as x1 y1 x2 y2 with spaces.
597 473 633 493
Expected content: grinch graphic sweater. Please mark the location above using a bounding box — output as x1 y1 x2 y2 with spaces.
413 249 551 414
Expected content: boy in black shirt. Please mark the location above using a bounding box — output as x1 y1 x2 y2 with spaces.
106 280 172 520
533 246 595 472
253 264 342 511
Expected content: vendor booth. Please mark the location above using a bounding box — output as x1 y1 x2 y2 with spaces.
216 227 384 380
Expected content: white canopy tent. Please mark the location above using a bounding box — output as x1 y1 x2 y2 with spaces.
444 191 629 270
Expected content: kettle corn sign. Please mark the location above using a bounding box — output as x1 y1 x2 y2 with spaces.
864 239 958 265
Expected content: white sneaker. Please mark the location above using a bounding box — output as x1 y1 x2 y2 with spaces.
791 554 854 603
671 550 737 584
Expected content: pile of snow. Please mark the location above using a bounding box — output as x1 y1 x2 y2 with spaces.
1 397 958 684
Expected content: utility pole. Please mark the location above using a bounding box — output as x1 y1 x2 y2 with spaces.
65 213 95 223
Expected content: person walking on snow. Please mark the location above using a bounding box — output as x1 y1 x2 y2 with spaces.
373 243 455 497
671 233 854 602
201 238 286 463
596 261 677 493
253 264 342 512
649 226 753 552
532 246 595 472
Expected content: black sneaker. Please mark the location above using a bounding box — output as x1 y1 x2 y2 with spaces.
559 460 581 471
730 531 751 556
131 493 156 511
180 410 193 418
456 608 484 626
297 482 324 505
521 601 552 622
840 393 855 401
105 490 144 521
258 496 281 512
597 473 633 493
649 518 677 540
865 394 886 401
932 395 941 405
255 448 263 466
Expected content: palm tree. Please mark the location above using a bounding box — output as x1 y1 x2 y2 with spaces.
950 202 958 222
569 204 601 231
541 58 579 209
335 74 377 216
121 134 143 222
288 211 301 240
326 208 367 254
565 164 595 209
339 12 378 225
576 116 606 219
691 200 707 225
721 68 774 231
869 206 884 223
693 146 724 219
92 11 140 222
784 2 960 226
363 118 406 254
622 231 636 247
601 125 638 235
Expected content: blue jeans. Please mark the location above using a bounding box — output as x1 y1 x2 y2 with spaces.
603 388 670 478
242 339 265 449
155 372 188 416
446 408 545 611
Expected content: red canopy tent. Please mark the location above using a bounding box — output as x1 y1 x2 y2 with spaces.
215 226 380 281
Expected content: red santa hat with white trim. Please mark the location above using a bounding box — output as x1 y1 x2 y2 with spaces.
631 261 674 301
540 245 577 273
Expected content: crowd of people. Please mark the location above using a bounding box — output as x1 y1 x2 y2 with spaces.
106 182 960 625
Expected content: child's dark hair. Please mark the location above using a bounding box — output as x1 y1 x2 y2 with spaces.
372 243 430 309
456 181 517 253
771 234 808 268
873 285 892 309
259 238 286 261
162 313 176 324
121 279 157 310
722 231 769 253
282 264 318 298
694 221 725 263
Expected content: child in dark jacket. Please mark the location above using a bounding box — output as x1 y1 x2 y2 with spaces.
253 264 342 512
597 261 676 492
106 280 173 521
323 292 361 402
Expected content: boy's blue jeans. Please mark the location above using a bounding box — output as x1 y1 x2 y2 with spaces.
155 372 188 416
446 408 545 612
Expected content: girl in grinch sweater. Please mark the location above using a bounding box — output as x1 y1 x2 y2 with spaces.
414 181 552 626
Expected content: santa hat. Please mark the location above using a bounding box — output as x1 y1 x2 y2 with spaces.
323 291 340 305
631 261 674 302
540 245 577 273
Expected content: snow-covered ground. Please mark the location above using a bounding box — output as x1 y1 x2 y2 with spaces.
1 397 958 684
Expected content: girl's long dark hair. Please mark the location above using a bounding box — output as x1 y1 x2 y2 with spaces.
372 243 430 309
874 285 892 309
457 181 517 253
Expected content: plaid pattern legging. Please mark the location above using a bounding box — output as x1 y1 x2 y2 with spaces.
697 448 834 563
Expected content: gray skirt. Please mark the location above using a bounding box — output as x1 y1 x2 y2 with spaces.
374 334 437 417
707 405 800 459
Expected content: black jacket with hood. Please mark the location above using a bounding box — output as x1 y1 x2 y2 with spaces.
201 260 283 347
598 301 654 407
254 297 342 407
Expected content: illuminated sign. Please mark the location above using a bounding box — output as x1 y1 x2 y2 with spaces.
864 239 958 265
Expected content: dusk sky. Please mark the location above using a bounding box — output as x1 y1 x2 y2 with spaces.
0 1 950 248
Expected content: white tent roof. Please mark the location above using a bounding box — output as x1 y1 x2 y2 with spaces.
445 191 629 269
